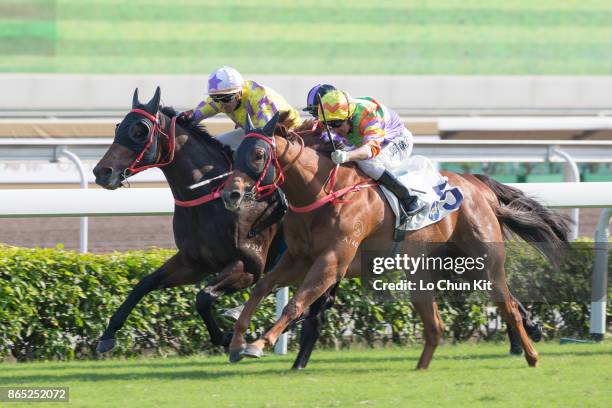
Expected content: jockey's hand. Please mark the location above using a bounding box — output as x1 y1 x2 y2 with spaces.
331 150 349 164
177 109 194 125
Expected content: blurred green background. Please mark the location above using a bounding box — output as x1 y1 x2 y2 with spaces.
1 0 611 74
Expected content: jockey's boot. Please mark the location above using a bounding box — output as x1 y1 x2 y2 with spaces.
377 171 425 216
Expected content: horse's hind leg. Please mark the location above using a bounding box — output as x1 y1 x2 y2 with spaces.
412 299 444 370
97 252 201 353
516 299 542 342
507 296 542 355
492 271 539 367
195 260 253 348
292 282 339 370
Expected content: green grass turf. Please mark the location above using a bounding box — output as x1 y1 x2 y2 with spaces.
0 0 611 74
0 342 610 407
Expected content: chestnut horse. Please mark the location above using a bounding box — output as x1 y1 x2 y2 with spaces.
222 113 570 369
92 87 285 353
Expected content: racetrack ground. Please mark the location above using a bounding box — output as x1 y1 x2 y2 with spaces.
0 342 610 407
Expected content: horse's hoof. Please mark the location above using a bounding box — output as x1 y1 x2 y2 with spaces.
229 349 244 363
222 305 245 321
96 338 116 354
240 344 264 359
229 345 246 363
509 345 523 356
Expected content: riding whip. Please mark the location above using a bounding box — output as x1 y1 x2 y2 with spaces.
188 171 233 190
317 93 337 153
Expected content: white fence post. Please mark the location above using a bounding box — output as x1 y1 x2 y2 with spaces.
590 208 611 341
274 287 289 355
56 148 88 253
551 148 580 240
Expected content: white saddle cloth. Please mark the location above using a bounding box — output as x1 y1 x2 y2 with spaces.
378 155 464 231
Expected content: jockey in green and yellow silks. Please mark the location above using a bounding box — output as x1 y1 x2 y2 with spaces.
318 89 425 216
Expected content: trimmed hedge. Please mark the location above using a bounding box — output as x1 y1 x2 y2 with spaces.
0 241 609 361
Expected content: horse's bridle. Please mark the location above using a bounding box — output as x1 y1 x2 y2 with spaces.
242 131 304 200
124 108 176 175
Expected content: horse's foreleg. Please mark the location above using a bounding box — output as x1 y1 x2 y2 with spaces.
195 260 253 347
229 253 305 362
97 253 200 353
412 299 444 370
245 250 345 358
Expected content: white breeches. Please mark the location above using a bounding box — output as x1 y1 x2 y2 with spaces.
357 128 414 180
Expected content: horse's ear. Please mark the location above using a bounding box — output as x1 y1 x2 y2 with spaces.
132 88 140 108
144 86 161 113
262 111 280 137
278 124 288 139
244 114 254 134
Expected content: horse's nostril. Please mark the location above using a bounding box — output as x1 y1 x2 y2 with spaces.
94 167 113 180
229 191 242 202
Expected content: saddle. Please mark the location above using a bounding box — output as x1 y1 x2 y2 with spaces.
377 156 464 240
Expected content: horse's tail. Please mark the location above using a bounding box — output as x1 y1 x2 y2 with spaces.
472 174 572 265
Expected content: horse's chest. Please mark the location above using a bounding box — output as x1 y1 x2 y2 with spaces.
174 214 234 261
283 216 311 253
285 214 337 256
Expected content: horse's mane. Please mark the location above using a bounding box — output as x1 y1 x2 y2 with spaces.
289 119 346 153
275 118 359 171
295 119 320 135
160 106 230 155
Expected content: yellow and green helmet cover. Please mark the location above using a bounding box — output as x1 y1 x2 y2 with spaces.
318 90 355 122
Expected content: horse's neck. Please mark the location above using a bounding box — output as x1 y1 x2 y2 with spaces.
274 135 345 208
162 123 229 202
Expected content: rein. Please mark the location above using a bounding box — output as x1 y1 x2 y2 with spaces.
244 131 375 212
289 165 376 213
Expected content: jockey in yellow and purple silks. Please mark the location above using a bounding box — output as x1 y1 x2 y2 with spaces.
179 66 296 218
179 66 301 151
318 89 425 216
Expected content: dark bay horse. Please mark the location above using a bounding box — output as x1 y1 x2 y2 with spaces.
92 87 285 353
222 114 570 369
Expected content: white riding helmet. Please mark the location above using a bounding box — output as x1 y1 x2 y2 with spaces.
207 66 244 94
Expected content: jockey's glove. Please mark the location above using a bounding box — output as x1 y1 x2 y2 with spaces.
331 150 349 164
177 109 194 125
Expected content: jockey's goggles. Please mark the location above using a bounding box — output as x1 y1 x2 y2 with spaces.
327 119 347 128
211 93 237 103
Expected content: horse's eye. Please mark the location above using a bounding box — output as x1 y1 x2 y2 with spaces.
254 150 265 161
130 122 150 142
